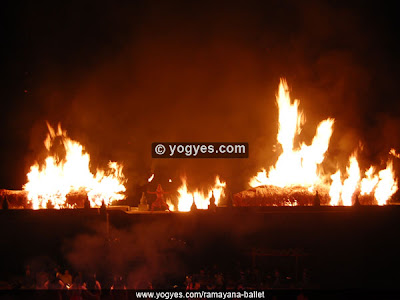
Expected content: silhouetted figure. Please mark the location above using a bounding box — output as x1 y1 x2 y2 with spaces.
84 196 91 209
313 191 320 207
69 276 85 300
300 268 311 288
100 200 107 215
46 200 54 209
2 196 9 210
226 193 233 208
185 275 200 290
22 265 35 289
272 269 282 288
214 271 224 289
197 269 207 289
147 184 170 211
297 292 309 300
83 273 101 300
138 192 149 211
59 270 72 286
111 275 127 300
54 267 61 279
44 272 64 289
354 194 361 207
190 197 197 212
185 275 194 290
208 191 217 212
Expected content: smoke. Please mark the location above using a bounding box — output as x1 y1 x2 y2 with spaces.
62 218 193 287
2 1 400 199
61 212 265 288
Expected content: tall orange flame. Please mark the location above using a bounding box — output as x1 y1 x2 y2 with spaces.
250 79 334 189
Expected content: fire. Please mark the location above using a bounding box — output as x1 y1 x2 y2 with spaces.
329 157 398 206
374 161 397 205
329 171 342 206
250 79 334 189
341 155 360 206
174 176 226 212
390 148 400 159
23 123 126 209
360 167 379 196
148 173 155 182
251 78 398 206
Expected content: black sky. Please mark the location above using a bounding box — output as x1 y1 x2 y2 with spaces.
1 1 400 200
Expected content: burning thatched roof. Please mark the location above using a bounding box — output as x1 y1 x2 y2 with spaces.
0 189 28 208
233 185 330 206
0 189 90 209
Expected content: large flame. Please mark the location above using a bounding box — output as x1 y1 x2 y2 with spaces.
329 171 342 206
250 79 334 189
341 155 360 206
329 157 397 206
360 167 379 196
173 176 226 212
250 79 398 206
374 161 398 205
23 123 126 209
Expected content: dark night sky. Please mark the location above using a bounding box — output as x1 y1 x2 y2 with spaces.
1 1 400 199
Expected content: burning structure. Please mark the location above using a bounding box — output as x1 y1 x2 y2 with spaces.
21 123 126 209
235 79 398 207
2 79 398 210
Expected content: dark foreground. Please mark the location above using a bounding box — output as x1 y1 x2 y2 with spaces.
1 206 400 297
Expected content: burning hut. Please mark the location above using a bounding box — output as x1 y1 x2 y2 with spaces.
245 79 398 207
233 185 330 207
